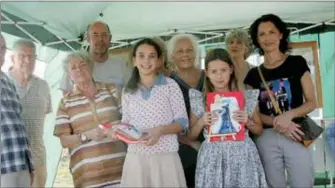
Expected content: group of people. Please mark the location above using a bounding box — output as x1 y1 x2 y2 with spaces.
0 13 323 188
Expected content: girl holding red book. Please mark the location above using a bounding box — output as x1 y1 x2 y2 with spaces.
187 48 267 187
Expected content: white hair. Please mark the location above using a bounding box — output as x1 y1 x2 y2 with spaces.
13 39 36 54
62 50 94 73
167 33 200 68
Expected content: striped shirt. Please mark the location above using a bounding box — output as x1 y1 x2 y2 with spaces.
53 81 126 188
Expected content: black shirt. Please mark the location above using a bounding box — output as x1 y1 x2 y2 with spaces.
170 70 205 168
244 55 310 120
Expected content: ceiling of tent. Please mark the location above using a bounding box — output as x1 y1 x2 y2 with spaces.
1 1 334 52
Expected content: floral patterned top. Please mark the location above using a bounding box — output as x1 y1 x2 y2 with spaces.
121 73 188 155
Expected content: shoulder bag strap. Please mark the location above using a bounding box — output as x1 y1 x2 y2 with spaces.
257 66 282 115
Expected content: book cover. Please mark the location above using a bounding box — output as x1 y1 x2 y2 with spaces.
206 91 245 142
101 123 147 144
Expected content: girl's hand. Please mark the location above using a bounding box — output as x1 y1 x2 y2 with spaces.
232 110 248 124
141 127 162 146
203 112 217 126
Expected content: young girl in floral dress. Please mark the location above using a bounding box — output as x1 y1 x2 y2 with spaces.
188 48 268 188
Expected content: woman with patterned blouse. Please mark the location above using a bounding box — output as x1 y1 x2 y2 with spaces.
53 51 126 187
119 38 188 187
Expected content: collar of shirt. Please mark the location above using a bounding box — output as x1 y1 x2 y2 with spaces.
7 67 35 98
138 73 167 100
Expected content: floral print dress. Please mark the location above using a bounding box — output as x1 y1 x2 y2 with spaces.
189 89 268 188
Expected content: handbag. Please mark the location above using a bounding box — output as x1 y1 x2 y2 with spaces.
257 66 324 147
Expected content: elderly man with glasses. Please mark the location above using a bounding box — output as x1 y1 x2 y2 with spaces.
0 34 35 187
6 39 52 187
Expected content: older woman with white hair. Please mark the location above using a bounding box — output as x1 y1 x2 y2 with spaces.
167 34 205 188
53 51 126 187
225 29 253 90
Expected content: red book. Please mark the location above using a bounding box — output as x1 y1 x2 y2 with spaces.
100 123 147 144
206 91 245 142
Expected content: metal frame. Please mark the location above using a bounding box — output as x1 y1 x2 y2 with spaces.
290 19 335 35
2 11 334 51
1 11 79 51
1 12 42 45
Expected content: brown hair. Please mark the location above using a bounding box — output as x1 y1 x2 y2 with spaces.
203 48 238 107
204 48 238 93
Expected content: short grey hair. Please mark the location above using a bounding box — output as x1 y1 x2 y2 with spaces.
167 33 200 67
225 29 253 59
62 50 94 73
13 39 36 54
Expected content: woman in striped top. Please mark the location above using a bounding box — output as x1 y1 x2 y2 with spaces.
53 51 126 187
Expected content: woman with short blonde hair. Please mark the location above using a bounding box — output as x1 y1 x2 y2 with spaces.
225 29 253 90
54 50 126 187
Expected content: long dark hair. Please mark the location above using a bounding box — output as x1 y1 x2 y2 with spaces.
204 48 238 93
249 13 290 55
124 38 162 93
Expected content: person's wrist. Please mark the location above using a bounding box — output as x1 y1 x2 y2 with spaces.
79 132 90 143
247 117 253 126
284 111 295 120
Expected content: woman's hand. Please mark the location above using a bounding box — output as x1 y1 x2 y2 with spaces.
232 110 249 124
189 140 201 151
106 128 118 140
284 122 305 142
245 118 255 129
273 112 294 133
30 172 34 186
178 136 201 151
85 127 106 141
141 127 163 146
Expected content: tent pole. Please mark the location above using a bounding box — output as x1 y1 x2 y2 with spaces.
45 38 80 46
42 26 75 51
179 30 222 36
290 22 324 35
199 34 224 43
1 12 42 45
1 20 45 25
109 42 130 49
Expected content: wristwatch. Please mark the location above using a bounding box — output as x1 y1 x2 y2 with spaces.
79 133 89 144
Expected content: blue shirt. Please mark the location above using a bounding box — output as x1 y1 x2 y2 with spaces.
0 72 34 174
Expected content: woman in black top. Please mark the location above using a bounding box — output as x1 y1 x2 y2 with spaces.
167 33 205 188
244 14 317 187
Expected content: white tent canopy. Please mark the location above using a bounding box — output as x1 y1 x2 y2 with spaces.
1 2 334 187
1 1 334 52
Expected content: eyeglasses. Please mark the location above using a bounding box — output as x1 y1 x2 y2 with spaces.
16 53 37 61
